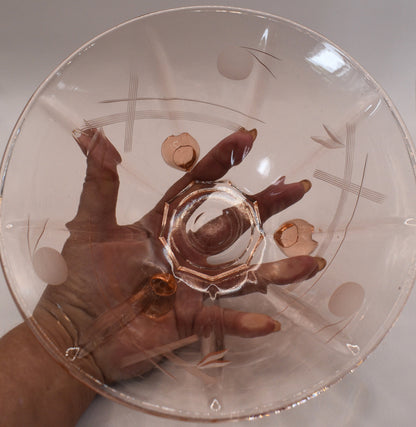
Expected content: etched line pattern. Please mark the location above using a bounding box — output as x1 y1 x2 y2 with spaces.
100 97 265 124
316 122 356 258
322 124 343 145
248 51 277 79
311 124 344 148
240 46 281 62
314 169 385 204
242 46 281 79
84 110 242 132
124 69 139 152
302 154 370 296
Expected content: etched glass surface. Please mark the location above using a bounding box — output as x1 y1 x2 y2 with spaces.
1 6 416 422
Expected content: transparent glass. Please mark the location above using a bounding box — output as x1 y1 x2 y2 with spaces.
1 6 416 422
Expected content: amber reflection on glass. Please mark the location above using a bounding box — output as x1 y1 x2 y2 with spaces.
150 273 177 296
161 132 200 171
274 219 317 257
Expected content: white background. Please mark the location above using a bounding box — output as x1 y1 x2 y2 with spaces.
1 1 415 426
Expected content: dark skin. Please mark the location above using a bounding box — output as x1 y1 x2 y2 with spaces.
0 128 324 426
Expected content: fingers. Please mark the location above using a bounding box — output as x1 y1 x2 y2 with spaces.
188 177 311 256
257 255 325 284
253 177 311 223
194 305 280 339
189 128 257 181
174 283 280 340
67 128 121 231
223 310 281 338
152 128 257 215
240 255 326 296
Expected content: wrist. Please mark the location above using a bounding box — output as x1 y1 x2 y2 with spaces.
0 322 97 426
33 298 105 385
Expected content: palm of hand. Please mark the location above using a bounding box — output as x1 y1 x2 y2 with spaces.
35 128 322 383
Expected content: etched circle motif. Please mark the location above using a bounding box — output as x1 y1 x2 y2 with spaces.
32 247 68 285
328 282 365 317
217 46 254 80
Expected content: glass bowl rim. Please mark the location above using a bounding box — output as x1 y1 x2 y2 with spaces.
0 5 415 422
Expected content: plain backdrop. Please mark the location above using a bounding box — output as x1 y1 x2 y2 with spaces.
1 1 415 426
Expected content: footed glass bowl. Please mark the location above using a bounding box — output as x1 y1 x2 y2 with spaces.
1 6 416 422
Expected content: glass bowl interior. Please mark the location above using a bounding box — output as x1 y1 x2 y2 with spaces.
1 6 416 422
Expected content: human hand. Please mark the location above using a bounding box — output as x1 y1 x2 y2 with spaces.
34 128 324 384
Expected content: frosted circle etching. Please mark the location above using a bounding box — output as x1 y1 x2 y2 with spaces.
33 247 68 285
328 282 365 317
217 46 254 80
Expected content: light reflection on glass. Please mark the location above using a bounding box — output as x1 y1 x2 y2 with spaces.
257 157 271 177
261 28 269 46
307 42 349 76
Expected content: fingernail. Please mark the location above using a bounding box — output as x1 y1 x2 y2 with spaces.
72 129 82 140
72 129 89 155
273 320 281 332
241 313 268 331
301 179 312 193
314 257 327 271
238 127 258 142
72 128 91 139
248 128 257 141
